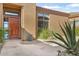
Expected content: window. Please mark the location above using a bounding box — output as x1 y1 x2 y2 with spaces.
37 13 49 29
4 19 8 29
70 20 79 27
5 12 19 16
37 13 49 18
75 20 79 26
3 20 9 39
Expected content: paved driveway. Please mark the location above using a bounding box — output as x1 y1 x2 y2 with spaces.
0 40 64 56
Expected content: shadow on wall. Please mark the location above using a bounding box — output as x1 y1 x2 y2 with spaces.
21 28 33 41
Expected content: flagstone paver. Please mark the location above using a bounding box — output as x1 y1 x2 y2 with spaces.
0 40 64 56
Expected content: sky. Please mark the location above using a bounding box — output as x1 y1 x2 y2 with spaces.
36 3 79 13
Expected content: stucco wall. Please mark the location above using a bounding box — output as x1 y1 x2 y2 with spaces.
49 14 69 34
0 4 3 27
15 3 37 39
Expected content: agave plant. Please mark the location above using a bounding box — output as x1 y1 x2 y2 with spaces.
52 20 79 56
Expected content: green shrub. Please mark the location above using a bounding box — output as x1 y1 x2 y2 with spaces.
75 28 79 36
0 28 4 43
37 28 50 39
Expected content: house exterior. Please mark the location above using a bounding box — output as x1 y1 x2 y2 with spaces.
0 3 78 40
0 3 37 40
36 7 69 35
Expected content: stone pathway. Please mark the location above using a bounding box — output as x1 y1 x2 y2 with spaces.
0 40 64 56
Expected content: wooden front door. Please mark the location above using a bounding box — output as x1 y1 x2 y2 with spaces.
9 16 21 39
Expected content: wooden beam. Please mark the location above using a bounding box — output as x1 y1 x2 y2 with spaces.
3 3 22 12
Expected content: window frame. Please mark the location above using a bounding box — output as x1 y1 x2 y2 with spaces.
37 13 49 29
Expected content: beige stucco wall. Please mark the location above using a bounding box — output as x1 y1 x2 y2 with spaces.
15 3 37 39
49 14 69 34
0 4 3 28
